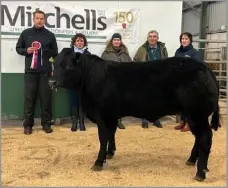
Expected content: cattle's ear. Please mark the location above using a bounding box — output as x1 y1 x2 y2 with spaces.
72 52 82 64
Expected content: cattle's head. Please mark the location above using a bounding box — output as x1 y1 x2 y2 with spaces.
48 48 84 90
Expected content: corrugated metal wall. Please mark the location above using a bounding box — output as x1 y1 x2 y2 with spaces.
207 1 227 32
183 0 201 8
182 1 227 35
182 1 227 103
181 7 200 34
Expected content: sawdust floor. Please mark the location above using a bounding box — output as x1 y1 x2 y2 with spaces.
1 116 227 187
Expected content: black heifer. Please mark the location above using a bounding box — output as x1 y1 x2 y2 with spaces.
49 48 221 182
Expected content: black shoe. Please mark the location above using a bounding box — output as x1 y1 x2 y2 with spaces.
79 124 86 131
142 122 148 129
78 117 86 131
24 126 32 135
153 120 163 128
117 120 125 129
71 119 78 132
43 126 53 133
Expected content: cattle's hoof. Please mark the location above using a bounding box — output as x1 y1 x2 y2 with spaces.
186 160 195 166
106 153 114 159
203 168 209 172
91 164 103 171
193 175 205 182
194 171 206 182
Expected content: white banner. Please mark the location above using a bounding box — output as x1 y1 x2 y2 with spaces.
1 2 140 43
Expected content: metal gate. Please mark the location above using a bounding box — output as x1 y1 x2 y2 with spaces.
174 39 227 123
195 39 227 115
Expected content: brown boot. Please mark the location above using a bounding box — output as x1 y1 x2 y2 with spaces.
174 121 185 130
181 124 190 132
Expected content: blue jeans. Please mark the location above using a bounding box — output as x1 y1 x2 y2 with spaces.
68 90 84 124
68 90 79 113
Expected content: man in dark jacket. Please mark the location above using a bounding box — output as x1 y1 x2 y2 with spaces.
16 10 58 135
134 30 168 129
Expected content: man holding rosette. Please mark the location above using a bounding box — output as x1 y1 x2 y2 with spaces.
16 10 58 135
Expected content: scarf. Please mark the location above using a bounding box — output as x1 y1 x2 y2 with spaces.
74 45 87 53
179 43 193 52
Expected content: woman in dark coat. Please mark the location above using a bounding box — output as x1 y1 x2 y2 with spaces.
101 33 132 129
69 33 91 131
174 32 202 132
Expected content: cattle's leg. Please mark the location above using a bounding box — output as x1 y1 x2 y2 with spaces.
91 122 109 171
185 117 198 166
189 117 213 181
107 123 117 159
186 136 210 173
186 137 198 166
195 129 212 181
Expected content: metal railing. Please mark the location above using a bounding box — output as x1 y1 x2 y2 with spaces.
193 40 227 103
175 39 227 122
204 49 226 101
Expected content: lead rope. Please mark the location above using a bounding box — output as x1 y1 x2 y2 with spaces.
49 57 58 92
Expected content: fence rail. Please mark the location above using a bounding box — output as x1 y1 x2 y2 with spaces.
193 39 226 43
196 40 227 103
176 39 227 123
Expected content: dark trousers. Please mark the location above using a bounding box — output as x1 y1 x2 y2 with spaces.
68 90 84 125
23 72 52 127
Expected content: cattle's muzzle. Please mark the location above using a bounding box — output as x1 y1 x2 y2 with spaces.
48 78 58 89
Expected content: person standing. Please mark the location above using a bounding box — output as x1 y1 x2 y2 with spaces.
16 10 58 135
133 30 168 129
101 33 132 129
174 32 202 132
69 33 91 132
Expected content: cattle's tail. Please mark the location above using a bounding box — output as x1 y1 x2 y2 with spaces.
210 104 222 131
207 66 222 131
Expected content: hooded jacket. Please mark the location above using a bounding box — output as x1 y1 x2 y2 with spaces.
101 40 132 62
